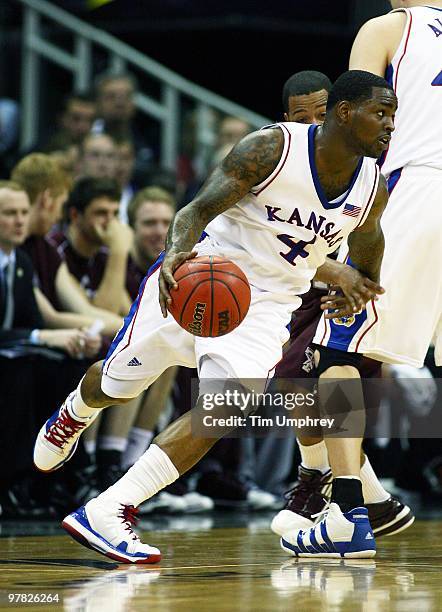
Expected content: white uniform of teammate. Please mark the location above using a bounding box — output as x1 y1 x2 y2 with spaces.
101 122 379 398
314 6 442 367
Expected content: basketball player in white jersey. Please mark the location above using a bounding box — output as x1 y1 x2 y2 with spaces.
281 1 442 557
34 70 396 561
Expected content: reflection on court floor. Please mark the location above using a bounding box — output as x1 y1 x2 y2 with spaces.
1 513 441 612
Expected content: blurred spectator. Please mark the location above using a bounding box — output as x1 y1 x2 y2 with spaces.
179 115 252 209
216 116 251 151
78 133 118 181
126 186 174 295
44 92 96 150
115 138 136 223
11 154 122 337
0 181 96 516
139 165 178 198
177 107 219 193
93 72 157 181
45 142 80 178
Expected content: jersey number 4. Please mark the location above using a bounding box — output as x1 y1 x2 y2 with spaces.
277 234 317 266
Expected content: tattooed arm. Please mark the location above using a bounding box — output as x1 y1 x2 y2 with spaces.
347 174 388 283
158 128 284 316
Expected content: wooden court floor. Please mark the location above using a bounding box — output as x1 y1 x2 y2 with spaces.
1 515 442 611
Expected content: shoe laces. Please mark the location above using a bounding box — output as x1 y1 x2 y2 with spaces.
45 409 87 449
310 501 331 524
118 505 140 541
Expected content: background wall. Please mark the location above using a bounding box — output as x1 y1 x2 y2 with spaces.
3 0 391 119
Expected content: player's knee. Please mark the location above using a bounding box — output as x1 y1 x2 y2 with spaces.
81 361 131 408
320 364 360 379
313 345 363 378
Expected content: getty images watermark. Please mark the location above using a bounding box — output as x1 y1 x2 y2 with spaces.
190 378 339 438
200 389 334 430
190 376 442 439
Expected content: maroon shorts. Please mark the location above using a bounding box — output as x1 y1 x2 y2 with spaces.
275 287 326 378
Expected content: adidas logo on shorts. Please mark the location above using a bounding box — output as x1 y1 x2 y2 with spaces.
127 357 142 367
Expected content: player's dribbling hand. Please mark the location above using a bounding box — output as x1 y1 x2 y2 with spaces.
158 250 197 317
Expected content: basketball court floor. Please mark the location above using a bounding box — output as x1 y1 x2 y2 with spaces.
1 505 442 611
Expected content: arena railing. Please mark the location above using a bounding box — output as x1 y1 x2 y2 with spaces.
18 0 271 172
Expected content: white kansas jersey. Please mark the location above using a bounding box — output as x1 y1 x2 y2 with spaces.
381 5 442 177
205 122 380 299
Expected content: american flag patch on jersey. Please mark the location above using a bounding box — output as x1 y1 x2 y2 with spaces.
342 203 361 217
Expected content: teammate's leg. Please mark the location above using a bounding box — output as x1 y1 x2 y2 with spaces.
318 364 364 503
272 351 411 538
280 359 376 558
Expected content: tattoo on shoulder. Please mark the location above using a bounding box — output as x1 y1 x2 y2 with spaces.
221 128 284 187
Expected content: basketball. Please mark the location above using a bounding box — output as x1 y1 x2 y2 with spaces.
168 256 251 337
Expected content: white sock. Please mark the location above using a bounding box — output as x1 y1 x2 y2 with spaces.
98 444 179 507
97 435 127 453
121 427 154 470
68 379 100 420
298 440 330 473
360 455 390 503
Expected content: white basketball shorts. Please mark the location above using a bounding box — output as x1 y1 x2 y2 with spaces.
101 237 294 398
313 165 442 367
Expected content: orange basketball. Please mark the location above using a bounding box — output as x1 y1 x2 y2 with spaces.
168 256 251 337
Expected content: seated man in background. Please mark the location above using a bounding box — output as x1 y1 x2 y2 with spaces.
0 181 92 517
11 153 122 338
43 92 96 152
77 133 119 182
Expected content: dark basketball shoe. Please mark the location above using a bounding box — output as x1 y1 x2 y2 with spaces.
271 466 333 536
365 497 415 537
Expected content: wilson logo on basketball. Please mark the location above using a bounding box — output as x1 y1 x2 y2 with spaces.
188 302 206 335
217 310 230 335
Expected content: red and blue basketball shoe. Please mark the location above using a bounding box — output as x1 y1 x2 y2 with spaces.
34 392 99 472
62 498 161 564
280 503 376 559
